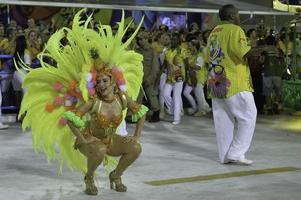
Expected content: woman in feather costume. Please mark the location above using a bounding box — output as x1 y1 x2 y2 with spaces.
18 10 148 195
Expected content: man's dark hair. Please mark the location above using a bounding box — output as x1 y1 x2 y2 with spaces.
219 4 237 21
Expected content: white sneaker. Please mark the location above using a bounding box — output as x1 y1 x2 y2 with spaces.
227 158 253 165
172 120 180 125
0 124 9 129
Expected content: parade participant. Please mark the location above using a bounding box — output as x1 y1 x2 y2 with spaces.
207 4 257 165
18 10 147 195
183 39 211 116
152 32 171 119
163 33 185 125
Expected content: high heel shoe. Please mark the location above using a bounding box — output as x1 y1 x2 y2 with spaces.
109 171 127 192
84 175 98 195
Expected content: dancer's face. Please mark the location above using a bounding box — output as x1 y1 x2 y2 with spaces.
96 74 114 97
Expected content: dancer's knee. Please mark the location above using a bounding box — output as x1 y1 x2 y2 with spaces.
133 143 142 156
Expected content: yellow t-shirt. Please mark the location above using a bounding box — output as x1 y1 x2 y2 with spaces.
0 38 15 54
151 42 164 55
183 47 208 85
0 37 7 50
195 47 209 85
207 22 253 98
165 48 185 83
180 42 189 56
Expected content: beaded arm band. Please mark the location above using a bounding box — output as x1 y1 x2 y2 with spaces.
64 111 87 130
131 105 149 122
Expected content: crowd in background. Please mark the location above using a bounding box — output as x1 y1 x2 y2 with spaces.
0 11 301 126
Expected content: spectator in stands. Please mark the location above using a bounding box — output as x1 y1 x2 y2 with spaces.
0 27 16 55
14 34 31 92
8 20 17 31
26 30 41 62
0 27 17 100
25 18 39 37
16 25 24 36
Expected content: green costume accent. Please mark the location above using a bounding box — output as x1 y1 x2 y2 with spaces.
131 105 149 122
63 111 86 130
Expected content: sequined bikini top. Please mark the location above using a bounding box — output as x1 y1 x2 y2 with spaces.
95 113 123 129
93 97 123 129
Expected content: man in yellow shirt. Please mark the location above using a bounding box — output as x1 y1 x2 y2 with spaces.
207 4 257 165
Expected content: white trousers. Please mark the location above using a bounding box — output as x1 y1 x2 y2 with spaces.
163 81 183 121
212 91 257 163
183 84 197 111
159 72 174 113
183 83 210 112
195 83 210 112
159 73 167 111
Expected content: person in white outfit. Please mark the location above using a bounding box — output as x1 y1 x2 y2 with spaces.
153 32 171 119
163 33 185 125
183 39 211 116
207 4 259 165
